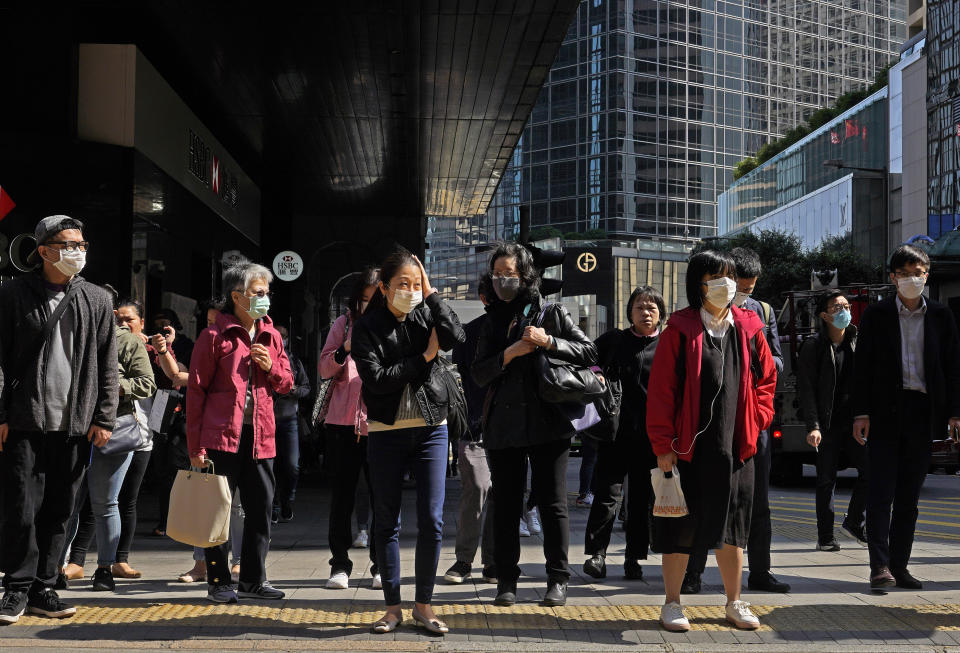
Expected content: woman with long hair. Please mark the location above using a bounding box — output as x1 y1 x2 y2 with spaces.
320 266 380 590
646 250 777 632
472 241 597 608
352 248 464 634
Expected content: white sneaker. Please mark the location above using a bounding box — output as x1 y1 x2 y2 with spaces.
659 601 690 632
519 518 531 537
371 573 382 590
325 571 349 590
725 600 760 630
352 530 369 548
525 507 542 534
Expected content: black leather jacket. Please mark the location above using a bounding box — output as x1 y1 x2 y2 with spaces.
353 293 465 426
473 292 597 450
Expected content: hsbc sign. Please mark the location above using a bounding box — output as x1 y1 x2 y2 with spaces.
272 250 304 282
188 130 239 209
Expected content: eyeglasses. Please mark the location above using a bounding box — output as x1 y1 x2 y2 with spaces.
893 270 928 279
236 288 273 298
828 304 851 314
492 274 520 280
45 240 89 252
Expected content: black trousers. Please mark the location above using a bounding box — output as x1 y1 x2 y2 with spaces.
204 425 275 587
687 430 772 576
154 430 190 531
866 390 932 571
584 434 654 560
488 437 571 585
815 420 868 542
0 431 90 593
327 424 376 575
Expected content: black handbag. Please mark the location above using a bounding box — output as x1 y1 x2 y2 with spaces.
534 304 605 405
583 332 625 443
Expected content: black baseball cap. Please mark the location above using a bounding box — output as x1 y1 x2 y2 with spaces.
26 215 85 265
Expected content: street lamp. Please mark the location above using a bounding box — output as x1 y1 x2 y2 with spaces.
823 159 889 272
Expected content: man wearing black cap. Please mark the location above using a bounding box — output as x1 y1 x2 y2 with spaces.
0 215 118 623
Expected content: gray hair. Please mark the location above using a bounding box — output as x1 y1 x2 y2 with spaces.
222 260 273 314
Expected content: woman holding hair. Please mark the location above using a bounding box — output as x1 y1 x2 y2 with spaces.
472 242 597 608
646 250 776 632
582 285 664 581
352 249 464 634
320 266 380 590
187 261 293 604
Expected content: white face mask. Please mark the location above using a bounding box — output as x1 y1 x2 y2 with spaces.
48 248 86 277
733 291 751 308
360 300 370 314
390 289 422 314
705 277 737 309
897 276 926 300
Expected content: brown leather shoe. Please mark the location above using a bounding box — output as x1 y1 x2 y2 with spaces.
891 568 922 589
870 566 896 589
112 562 142 579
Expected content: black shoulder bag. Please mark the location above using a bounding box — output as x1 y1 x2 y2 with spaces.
9 283 80 391
534 303 605 405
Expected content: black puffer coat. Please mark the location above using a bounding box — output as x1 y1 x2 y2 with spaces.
473 291 597 450
353 293 465 426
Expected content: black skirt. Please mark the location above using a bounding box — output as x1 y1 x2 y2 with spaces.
651 328 755 554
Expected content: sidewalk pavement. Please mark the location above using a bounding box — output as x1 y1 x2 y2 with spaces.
2 465 960 652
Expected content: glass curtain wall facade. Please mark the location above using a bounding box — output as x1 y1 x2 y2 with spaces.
928 0 960 238
484 0 905 241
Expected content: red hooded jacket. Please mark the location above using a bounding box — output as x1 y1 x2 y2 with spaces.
646 306 777 463
187 312 293 460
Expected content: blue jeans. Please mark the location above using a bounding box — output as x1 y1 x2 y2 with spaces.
367 425 448 605
86 448 133 567
273 416 300 512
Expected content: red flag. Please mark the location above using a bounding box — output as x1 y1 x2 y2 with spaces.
0 187 14 222
845 119 859 138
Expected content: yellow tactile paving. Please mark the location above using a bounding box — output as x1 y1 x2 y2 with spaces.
8 602 960 632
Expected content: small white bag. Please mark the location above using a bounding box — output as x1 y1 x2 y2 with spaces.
650 466 690 518
166 463 232 548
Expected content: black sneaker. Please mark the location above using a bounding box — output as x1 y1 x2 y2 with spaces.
280 505 294 523
0 590 28 624
624 559 643 580
817 538 841 552
482 565 498 583
207 584 238 603
54 572 69 590
543 579 567 606
92 567 115 592
443 561 472 584
271 509 280 525
238 581 284 600
583 554 606 579
26 588 76 618
680 571 701 595
841 518 867 545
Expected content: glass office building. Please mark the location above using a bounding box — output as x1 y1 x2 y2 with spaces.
927 0 960 238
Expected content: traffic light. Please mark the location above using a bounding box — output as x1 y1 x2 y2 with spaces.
525 242 565 296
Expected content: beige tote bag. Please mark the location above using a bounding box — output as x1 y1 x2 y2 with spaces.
166 463 232 548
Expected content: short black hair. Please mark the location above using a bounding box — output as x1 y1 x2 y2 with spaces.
626 285 665 327
371 246 418 309
152 308 183 331
349 266 380 320
477 272 493 302
686 250 736 310
731 247 762 279
198 296 227 315
816 290 846 315
888 244 930 273
117 298 143 318
488 242 540 294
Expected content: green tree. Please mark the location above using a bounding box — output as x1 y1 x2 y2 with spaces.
733 157 759 180
528 226 562 241
694 229 806 302
805 234 876 286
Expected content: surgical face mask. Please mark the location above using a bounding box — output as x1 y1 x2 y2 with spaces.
831 308 852 330
492 276 521 302
897 276 926 300
390 288 422 314
704 277 737 309
733 291 751 308
49 248 86 276
244 294 270 320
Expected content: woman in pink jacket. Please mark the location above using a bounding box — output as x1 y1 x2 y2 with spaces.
187 261 293 604
320 267 379 590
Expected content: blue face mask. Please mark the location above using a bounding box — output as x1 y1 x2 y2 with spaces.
831 309 852 330
245 295 270 320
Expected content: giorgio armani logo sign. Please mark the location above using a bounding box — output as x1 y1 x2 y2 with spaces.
188 130 239 210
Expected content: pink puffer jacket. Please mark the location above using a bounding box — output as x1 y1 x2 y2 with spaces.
187 313 293 459
319 314 368 436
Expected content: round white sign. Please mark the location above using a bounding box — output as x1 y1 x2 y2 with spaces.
272 250 304 281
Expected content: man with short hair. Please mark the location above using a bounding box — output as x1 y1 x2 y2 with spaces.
797 290 867 551
0 215 118 623
682 247 789 594
443 274 497 585
853 244 960 590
